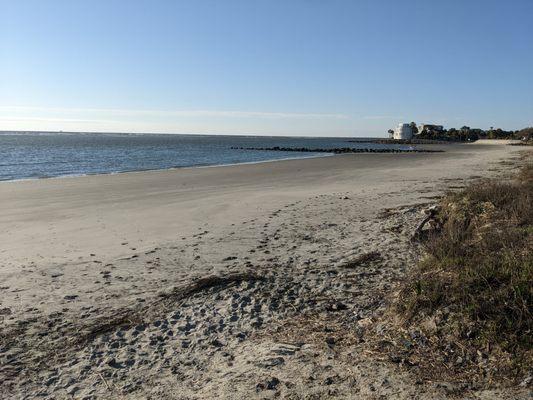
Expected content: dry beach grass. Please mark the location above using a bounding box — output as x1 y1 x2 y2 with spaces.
368 153 532 391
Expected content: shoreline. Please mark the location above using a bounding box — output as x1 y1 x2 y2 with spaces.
1 142 530 399
0 142 452 184
1 138 515 184
0 144 465 269
0 152 334 184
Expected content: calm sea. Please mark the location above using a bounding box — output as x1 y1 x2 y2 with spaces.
0 132 405 181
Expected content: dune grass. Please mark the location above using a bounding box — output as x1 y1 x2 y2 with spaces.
394 158 532 383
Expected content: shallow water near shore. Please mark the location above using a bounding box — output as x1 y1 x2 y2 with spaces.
0 132 409 181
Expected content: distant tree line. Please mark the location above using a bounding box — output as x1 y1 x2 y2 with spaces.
415 124 533 142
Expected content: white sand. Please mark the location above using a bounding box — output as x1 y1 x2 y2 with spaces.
0 142 529 399
0 143 511 269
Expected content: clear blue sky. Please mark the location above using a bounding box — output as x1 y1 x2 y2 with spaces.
1 0 532 136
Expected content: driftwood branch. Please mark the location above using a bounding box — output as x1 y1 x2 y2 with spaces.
412 205 441 241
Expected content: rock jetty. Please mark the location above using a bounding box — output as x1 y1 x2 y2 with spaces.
231 146 443 154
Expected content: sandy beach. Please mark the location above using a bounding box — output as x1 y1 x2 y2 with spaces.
0 142 529 399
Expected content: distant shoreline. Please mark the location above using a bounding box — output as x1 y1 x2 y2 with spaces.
0 130 382 139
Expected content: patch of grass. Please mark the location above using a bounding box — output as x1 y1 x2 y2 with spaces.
393 159 532 384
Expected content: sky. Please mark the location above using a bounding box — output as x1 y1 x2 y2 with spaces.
1 0 532 137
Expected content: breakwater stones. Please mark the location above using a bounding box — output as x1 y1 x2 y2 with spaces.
230 146 444 154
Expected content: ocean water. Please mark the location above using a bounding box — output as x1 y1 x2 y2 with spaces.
0 132 406 181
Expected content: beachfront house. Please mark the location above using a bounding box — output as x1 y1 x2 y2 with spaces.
419 124 444 133
393 123 413 140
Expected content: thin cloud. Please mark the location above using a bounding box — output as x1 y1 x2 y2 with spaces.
362 115 405 120
0 106 349 120
0 116 118 124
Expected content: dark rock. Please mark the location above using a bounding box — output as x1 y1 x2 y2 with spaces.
324 376 335 385
124 359 135 367
326 301 347 312
234 146 443 155
45 376 58 386
258 357 284 368
267 377 280 390
257 377 280 391
106 358 122 368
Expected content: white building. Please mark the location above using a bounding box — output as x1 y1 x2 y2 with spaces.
419 124 444 132
393 123 413 140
